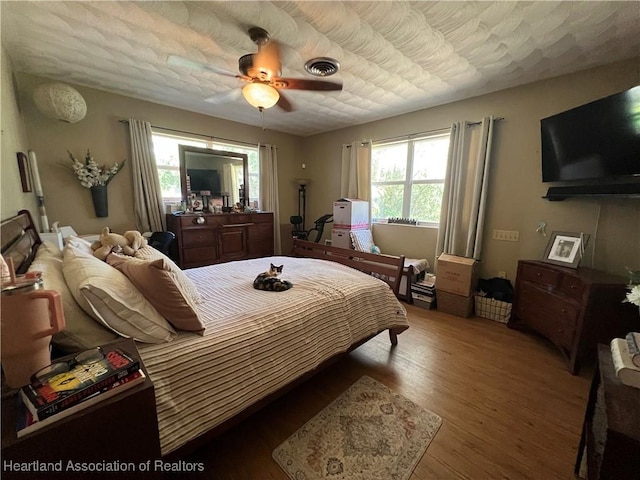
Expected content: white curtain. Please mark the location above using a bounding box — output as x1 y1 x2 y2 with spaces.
340 141 371 200
222 163 239 205
436 116 495 260
128 118 165 232
259 144 281 255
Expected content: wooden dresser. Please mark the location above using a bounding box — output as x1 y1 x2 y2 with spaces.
508 260 637 374
167 212 274 269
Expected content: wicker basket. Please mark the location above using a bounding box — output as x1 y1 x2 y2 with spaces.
474 296 512 323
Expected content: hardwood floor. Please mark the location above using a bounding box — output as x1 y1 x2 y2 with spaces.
171 305 592 479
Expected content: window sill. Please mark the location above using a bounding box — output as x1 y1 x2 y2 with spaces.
372 221 438 230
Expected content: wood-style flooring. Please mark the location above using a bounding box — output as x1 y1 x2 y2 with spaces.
173 305 592 479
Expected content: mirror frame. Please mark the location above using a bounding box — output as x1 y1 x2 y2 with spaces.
178 145 249 210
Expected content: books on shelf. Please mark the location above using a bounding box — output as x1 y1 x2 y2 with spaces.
20 346 140 421
610 337 640 389
17 369 146 438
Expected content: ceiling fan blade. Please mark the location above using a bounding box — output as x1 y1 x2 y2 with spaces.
204 88 242 105
253 40 282 80
167 54 238 78
276 78 342 91
276 92 293 112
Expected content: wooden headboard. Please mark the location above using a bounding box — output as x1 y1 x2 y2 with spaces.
1 210 41 274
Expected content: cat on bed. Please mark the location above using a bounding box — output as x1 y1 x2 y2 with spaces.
253 264 293 292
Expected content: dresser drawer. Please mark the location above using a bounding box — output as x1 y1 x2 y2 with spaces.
519 263 560 289
517 282 577 347
183 229 217 248
183 246 217 264
558 275 584 301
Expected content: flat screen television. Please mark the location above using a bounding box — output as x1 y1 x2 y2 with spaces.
188 168 221 196
540 85 640 197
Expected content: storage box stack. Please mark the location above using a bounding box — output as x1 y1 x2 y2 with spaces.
331 198 369 249
411 273 436 309
435 254 479 317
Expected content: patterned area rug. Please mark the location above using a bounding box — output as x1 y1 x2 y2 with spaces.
273 376 442 480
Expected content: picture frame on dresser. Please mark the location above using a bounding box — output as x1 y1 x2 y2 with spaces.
542 231 589 268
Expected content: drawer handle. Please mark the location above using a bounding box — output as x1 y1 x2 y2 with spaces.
222 223 254 227
194 217 205 225
557 329 564 334
536 273 542 277
570 285 576 290
561 309 567 313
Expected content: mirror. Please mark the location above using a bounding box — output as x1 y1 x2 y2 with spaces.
179 145 248 212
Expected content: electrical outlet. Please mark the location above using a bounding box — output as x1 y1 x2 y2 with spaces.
498 271 507 279
492 230 519 242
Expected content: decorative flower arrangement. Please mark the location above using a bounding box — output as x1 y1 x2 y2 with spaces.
64 150 125 188
625 268 640 313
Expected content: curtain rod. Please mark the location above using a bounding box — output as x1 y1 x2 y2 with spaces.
372 116 504 145
118 120 258 147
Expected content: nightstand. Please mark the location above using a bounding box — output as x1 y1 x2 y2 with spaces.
575 344 640 479
1 338 161 479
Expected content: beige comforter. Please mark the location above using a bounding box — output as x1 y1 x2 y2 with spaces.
138 256 408 455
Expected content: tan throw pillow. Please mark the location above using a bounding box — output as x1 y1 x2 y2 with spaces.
62 244 177 344
29 244 119 353
106 254 204 334
134 246 202 304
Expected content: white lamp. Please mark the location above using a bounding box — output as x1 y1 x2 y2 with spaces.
242 83 280 110
33 83 87 123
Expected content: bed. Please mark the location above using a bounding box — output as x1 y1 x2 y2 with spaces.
1 210 409 457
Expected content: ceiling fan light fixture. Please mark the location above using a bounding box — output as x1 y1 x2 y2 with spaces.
242 83 279 110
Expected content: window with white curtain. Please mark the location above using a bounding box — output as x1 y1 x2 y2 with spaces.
371 134 450 226
151 131 259 205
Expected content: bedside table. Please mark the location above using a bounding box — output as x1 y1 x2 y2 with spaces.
575 344 640 479
1 338 161 479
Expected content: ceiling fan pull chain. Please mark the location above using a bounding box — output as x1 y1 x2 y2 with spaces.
260 107 266 131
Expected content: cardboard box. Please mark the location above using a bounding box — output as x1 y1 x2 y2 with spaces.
331 228 353 249
333 198 369 230
436 290 474 318
435 254 479 296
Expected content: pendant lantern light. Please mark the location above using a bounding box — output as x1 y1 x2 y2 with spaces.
33 83 87 123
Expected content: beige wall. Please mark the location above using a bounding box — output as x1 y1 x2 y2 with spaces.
301 58 640 279
14 73 303 237
5 58 639 279
1 47 38 221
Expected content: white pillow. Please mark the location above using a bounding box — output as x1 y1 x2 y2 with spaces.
62 244 177 344
65 235 95 255
350 229 376 253
29 244 119 353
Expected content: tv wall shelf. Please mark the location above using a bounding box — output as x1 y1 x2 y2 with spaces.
543 183 640 200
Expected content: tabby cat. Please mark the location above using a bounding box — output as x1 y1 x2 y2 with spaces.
253 264 293 292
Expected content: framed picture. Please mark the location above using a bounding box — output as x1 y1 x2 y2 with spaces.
542 231 589 268
16 152 32 192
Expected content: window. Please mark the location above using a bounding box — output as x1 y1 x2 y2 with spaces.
151 132 259 205
371 134 449 226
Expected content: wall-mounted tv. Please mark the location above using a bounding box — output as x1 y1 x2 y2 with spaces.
540 85 640 198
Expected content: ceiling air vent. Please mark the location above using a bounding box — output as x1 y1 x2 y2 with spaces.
304 57 340 77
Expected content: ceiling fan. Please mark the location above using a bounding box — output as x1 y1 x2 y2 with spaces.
168 27 342 112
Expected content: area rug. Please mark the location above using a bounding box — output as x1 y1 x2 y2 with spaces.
272 376 442 480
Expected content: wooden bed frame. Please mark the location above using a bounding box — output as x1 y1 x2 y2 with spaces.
1 211 409 459
0 210 41 275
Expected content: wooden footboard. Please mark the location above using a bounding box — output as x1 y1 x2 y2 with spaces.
292 239 406 297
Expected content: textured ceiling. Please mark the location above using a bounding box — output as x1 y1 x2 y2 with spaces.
2 1 640 137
